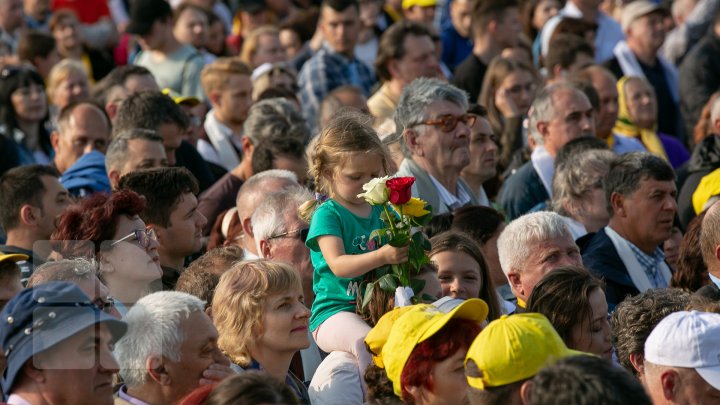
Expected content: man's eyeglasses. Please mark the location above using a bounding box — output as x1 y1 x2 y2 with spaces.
93 296 116 314
110 228 158 248
410 113 477 133
268 228 309 241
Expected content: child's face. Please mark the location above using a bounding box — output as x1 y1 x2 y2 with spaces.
329 152 384 206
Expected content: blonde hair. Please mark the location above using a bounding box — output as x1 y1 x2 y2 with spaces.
212 259 302 367
47 59 89 101
300 111 391 220
200 57 252 95
240 26 280 68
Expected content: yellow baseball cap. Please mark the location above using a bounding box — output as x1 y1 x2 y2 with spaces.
366 299 488 396
0 253 28 266
693 168 720 215
162 88 201 107
402 0 437 9
465 313 585 390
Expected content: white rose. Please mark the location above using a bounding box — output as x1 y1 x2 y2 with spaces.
357 176 390 205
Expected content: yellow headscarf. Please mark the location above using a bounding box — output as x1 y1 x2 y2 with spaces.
611 76 669 162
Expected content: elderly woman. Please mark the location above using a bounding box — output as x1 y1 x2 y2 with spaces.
395 78 479 215
240 26 287 69
614 76 689 169
552 148 616 240
51 190 162 315
47 59 90 120
212 259 311 403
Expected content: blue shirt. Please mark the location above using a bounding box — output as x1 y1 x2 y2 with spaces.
297 44 375 134
627 243 668 289
709 273 720 289
440 24 473 72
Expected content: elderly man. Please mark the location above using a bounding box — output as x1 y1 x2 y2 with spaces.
394 77 479 215
114 291 231 405
368 20 439 133
604 1 680 138
643 311 720 404
0 282 127 405
698 201 720 296
50 101 112 175
106 129 168 189
496 211 582 310
582 152 676 310
499 82 595 220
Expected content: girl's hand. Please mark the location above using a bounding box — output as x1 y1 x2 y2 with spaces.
495 88 520 118
379 244 409 265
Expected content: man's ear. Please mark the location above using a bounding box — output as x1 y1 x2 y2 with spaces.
146 355 171 386
387 59 401 79
506 270 523 298
108 169 120 190
50 131 60 151
241 137 253 155
19 204 39 227
105 102 119 121
23 357 46 383
403 129 423 157
241 216 254 239
629 352 645 376
610 191 625 218
659 369 679 401
519 379 534 405
536 120 550 141
259 239 272 259
208 90 222 108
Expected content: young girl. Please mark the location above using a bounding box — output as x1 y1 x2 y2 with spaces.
303 112 409 377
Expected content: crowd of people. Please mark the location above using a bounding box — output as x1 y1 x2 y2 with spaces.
2 0 720 403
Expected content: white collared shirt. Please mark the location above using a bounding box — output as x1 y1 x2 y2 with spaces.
428 175 472 212
198 110 243 171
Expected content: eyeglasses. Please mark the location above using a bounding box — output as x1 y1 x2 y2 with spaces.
410 113 477 133
110 228 158 248
268 228 309 241
93 296 116 314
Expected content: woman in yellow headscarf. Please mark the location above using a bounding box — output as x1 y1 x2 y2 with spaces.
613 76 689 168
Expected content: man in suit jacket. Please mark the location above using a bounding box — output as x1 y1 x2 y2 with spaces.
582 152 676 310
697 200 720 297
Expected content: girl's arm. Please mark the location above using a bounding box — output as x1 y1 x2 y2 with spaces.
317 235 409 279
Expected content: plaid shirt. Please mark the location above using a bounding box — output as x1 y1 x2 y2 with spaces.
627 242 668 289
298 45 375 134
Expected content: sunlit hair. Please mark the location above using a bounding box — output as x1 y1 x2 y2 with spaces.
47 59 88 104
429 231 502 321
479 56 538 136
497 211 571 275
240 26 281 68
212 259 302 366
300 111 390 220
200 57 252 95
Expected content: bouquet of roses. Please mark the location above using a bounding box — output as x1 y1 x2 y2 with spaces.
356 176 433 308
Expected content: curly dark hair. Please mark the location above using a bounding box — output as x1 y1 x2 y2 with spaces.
611 288 690 376
365 364 402 404
671 213 709 292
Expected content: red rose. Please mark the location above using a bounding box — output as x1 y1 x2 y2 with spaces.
386 177 415 205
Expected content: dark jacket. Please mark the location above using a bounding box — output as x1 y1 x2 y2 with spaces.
680 30 720 144
581 228 639 312
678 135 720 228
498 161 548 221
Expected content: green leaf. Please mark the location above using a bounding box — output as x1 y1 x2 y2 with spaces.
389 233 410 247
421 293 438 302
376 265 390 276
409 278 426 294
378 274 397 291
362 282 375 309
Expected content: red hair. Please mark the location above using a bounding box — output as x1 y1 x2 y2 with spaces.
51 190 146 258
400 318 482 402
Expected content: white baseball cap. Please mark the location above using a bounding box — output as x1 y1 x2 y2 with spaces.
645 311 720 390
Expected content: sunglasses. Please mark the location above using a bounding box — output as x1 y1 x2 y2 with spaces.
93 295 116 314
268 228 309 241
411 113 477 133
110 228 158 248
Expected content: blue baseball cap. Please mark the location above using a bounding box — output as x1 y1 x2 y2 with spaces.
0 282 127 393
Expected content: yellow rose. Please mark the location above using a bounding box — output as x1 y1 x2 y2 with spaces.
394 197 430 217
357 176 390 205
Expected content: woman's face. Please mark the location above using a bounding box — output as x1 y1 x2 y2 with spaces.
532 0 561 31
102 215 162 287
663 227 683 270
625 79 656 129
432 250 482 300
52 71 89 109
255 287 311 355
11 82 47 123
409 348 470 405
498 70 536 115
52 15 80 53
569 288 613 359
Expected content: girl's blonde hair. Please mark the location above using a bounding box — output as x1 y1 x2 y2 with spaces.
212 259 302 367
300 111 391 220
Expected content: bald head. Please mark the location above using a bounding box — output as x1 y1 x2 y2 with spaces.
52 102 112 173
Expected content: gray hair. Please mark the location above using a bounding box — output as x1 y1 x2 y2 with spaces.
236 169 299 219
552 149 616 216
251 186 313 253
529 82 587 145
394 78 468 155
105 129 164 171
27 257 97 287
115 291 205 386
605 152 675 215
497 211 572 275
243 98 309 144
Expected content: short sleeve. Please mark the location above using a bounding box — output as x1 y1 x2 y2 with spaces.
306 202 342 252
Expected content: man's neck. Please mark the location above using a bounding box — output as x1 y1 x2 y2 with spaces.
155 34 182 56
607 219 657 255
127 383 177 405
414 157 459 195
459 170 487 198
159 254 184 273
571 1 598 21
628 42 658 66
472 36 501 65
387 80 404 102
230 158 250 181
5 229 40 252
63 46 83 59
213 109 244 137
329 44 354 60
241 235 258 257
251 347 294 383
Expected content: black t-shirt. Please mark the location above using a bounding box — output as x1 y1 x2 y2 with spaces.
452 54 488 104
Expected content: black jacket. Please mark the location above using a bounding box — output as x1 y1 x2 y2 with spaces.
680 30 720 144
678 135 720 228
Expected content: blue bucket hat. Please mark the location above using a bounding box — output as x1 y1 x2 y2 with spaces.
0 282 127 393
